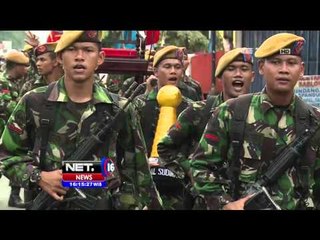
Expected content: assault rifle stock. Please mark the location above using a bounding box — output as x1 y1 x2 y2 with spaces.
244 126 319 210
30 84 145 210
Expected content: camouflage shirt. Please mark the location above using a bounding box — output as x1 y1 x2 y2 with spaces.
183 75 203 101
106 74 132 94
177 79 200 102
191 91 320 210
19 75 48 98
0 77 161 209
0 72 20 135
158 93 223 175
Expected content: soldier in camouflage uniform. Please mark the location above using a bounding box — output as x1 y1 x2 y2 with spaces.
134 45 193 209
0 49 30 208
20 42 64 97
20 42 64 205
0 31 162 210
157 48 255 209
190 33 320 210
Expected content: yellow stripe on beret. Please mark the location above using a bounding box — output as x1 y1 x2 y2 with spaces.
4 50 29 65
254 33 305 58
215 48 253 77
55 31 102 53
35 42 57 57
153 45 184 67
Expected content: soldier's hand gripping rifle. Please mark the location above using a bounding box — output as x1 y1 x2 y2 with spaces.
30 84 146 210
243 125 319 210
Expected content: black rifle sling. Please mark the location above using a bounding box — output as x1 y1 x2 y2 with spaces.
229 94 253 199
39 83 56 170
198 95 219 134
294 96 316 196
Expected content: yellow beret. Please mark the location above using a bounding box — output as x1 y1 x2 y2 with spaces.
215 48 253 77
255 33 305 58
35 42 57 57
153 45 184 67
55 30 102 53
4 50 29 65
23 44 33 52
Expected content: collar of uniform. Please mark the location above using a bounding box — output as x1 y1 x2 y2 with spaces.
33 75 46 85
217 92 224 105
92 82 113 104
260 87 296 114
47 77 113 104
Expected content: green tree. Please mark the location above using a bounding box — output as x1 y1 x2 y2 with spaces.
0 31 25 50
160 31 209 53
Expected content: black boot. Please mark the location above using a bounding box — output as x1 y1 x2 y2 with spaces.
8 186 26 208
24 189 39 209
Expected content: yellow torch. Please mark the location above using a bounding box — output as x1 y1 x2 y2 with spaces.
149 85 182 165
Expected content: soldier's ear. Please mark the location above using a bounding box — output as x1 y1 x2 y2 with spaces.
251 71 255 83
154 67 159 77
56 52 63 65
96 51 105 68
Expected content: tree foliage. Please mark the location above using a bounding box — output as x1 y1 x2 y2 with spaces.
0 31 25 50
161 31 209 53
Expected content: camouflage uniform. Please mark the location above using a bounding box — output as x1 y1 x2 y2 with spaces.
190 90 320 210
106 74 131 94
183 75 203 101
0 78 162 210
19 75 48 98
177 79 200 101
158 93 223 180
134 87 193 209
20 50 39 91
0 72 20 135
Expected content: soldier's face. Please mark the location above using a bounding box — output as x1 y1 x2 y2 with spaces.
36 52 58 76
221 61 254 100
59 42 104 83
259 55 304 94
154 59 184 88
15 64 29 79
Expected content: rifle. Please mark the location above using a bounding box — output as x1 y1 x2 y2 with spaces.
30 84 146 210
244 125 319 210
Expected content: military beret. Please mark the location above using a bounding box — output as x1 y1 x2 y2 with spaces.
153 45 184 67
254 33 305 58
55 30 102 53
215 47 253 77
35 42 57 57
23 44 33 52
4 50 29 65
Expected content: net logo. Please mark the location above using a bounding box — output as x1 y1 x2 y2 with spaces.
62 158 115 188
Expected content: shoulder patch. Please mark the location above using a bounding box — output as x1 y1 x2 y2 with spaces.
7 123 23 135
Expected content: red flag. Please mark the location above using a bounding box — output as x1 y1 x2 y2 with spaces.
47 31 63 43
145 31 160 45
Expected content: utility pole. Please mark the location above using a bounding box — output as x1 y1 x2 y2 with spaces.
209 31 216 90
